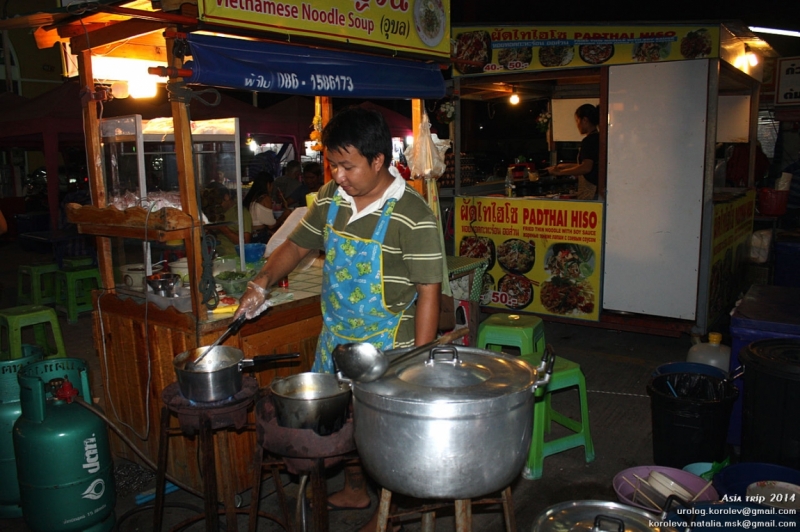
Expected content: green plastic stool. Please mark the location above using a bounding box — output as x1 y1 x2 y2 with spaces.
522 354 595 480
0 305 67 360
61 255 96 271
476 313 546 363
55 267 101 324
17 263 59 305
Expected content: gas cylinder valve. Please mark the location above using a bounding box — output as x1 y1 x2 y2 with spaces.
49 376 79 403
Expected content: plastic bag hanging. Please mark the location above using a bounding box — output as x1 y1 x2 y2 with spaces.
405 112 448 180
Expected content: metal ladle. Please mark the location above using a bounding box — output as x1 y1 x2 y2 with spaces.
333 328 469 383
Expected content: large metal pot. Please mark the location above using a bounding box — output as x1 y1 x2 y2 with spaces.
270 373 352 435
173 346 298 402
351 344 552 499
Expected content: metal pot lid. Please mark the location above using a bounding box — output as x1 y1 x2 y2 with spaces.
173 346 242 373
532 500 677 532
355 345 537 403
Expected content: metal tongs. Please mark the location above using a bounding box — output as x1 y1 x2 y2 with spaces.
184 314 246 369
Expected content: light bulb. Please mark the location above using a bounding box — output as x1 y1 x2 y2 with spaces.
509 93 520 105
110 80 129 99
748 52 759 67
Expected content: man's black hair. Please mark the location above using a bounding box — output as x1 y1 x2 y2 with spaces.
322 106 392 169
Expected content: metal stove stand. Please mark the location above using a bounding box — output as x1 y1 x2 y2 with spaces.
152 378 290 532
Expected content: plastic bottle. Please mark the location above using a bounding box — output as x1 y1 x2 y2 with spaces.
687 332 731 375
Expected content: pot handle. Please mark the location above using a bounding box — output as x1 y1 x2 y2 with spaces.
592 515 624 532
240 353 301 370
532 344 556 393
426 345 461 365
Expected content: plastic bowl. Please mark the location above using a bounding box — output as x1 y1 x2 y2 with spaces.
614 465 719 511
236 243 267 264
648 470 693 501
214 269 256 297
683 462 714 477
714 462 800 498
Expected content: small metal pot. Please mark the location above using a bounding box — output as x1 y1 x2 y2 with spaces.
173 346 298 402
270 373 352 435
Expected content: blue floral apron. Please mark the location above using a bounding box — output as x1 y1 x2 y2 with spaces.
312 194 415 373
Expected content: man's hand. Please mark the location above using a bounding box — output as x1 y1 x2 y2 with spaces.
234 281 271 320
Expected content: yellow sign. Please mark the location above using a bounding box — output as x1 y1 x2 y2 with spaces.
708 190 755 326
198 0 450 59
452 24 719 76
455 196 604 322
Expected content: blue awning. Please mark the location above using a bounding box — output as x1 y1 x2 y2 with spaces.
184 34 445 100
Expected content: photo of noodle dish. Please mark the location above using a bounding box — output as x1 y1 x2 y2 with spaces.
544 244 594 280
497 239 535 274
480 272 495 305
498 274 534 309
453 31 491 74
579 44 615 65
632 42 671 62
538 46 574 67
498 47 533 70
680 28 712 59
459 235 496 269
413 0 445 47
540 277 595 315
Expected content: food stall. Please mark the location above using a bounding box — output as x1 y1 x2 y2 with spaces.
9 0 450 495
447 22 769 336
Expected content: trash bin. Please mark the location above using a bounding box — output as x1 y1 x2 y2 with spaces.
740 339 800 469
648 372 738 469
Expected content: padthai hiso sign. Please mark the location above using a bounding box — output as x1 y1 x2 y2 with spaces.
197 0 450 59
455 197 604 322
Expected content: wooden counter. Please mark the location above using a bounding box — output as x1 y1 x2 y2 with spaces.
93 265 323 497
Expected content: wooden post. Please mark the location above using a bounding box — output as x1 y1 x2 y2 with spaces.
410 99 426 198
166 31 205 318
319 96 333 184
77 51 114 288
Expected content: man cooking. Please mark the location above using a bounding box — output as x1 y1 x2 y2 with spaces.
235 106 443 529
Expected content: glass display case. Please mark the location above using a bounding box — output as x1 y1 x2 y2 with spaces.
98 115 246 296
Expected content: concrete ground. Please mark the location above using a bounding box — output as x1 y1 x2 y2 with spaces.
0 239 702 531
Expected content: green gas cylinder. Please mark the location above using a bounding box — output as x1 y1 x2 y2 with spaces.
0 349 43 518
13 358 115 532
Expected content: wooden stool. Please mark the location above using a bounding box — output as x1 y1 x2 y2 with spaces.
17 263 59 305
375 487 517 532
55 267 101 324
0 305 67 360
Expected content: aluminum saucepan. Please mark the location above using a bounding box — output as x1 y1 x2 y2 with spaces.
269 372 352 435
173 346 299 402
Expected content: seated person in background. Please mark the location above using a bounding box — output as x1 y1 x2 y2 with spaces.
244 171 288 243
302 161 323 193
271 160 308 210
201 181 252 256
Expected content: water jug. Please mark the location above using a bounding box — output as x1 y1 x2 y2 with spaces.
687 332 731 375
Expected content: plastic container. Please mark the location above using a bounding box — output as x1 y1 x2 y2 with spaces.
236 243 266 264
687 333 730 375
647 372 738 469
739 339 800 469
613 465 719 511
728 285 800 445
757 188 789 216
214 269 256 298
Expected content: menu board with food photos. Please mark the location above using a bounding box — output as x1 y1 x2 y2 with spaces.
452 24 719 77
455 196 604 321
